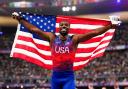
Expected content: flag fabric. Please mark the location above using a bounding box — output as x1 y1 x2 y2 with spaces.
10 12 115 71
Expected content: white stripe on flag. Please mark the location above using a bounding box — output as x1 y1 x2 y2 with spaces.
78 36 112 48
93 29 115 38
10 24 21 57
19 31 50 46
75 52 92 57
56 23 103 29
17 39 103 58
92 48 106 57
16 40 51 55
78 42 99 48
18 31 113 49
76 42 110 57
74 59 89 66
95 42 110 49
13 48 52 65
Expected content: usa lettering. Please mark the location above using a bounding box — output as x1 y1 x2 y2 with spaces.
55 46 69 53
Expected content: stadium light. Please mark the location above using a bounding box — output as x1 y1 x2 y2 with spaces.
0 28 3 35
62 7 66 11
117 0 121 3
72 6 76 11
62 6 76 12
6 85 9 88
67 6 71 11
21 85 24 88
0 32 3 35
9 1 33 8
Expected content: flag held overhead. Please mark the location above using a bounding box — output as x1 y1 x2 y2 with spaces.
10 12 115 71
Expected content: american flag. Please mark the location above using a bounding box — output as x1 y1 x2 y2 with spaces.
10 12 115 71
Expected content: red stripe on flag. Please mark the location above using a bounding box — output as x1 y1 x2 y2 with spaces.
90 52 104 61
13 53 52 70
18 36 51 51
76 47 96 53
74 56 91 62
82 32 114 43
73 52 104 71
15 44 52 60
73 61 90 71
57 16 111 26
56 28 94 34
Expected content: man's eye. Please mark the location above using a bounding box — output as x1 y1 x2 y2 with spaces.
65 24 69 26
60 23 69 27
60 24 64 26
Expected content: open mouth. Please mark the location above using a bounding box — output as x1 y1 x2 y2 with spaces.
60 28 67 33
60 28 68 36
61 28 67 32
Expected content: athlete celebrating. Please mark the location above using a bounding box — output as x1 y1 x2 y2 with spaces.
12 12 121 89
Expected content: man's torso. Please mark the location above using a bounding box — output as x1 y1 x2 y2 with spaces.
51 35 76 71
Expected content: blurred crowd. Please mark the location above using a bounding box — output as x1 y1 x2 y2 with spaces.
51 0 103 6
0 32 14 50
109 23 128 46
0 23 128 86
75 50 128 86
0 55 51 85
1 50 128 86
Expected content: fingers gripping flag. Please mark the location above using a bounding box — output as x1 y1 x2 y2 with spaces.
10 12 115 71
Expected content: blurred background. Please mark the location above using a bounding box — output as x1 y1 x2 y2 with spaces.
0 0 128 89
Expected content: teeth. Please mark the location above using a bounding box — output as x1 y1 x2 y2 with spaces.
61 28 66 31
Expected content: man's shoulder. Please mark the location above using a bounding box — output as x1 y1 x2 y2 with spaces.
71 34 80 44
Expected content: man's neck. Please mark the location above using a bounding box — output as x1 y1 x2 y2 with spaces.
59 35 68 41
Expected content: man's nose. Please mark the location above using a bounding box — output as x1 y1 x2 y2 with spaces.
62 25 67 28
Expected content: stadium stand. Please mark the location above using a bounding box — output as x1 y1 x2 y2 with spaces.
0 22 128 89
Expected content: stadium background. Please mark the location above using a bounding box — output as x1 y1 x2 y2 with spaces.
0 0 128 89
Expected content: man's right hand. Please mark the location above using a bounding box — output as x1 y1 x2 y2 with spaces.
12 12 22 22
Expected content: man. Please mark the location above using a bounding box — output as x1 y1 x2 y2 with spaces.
12 12 120 89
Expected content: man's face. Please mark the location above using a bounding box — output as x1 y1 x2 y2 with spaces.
59 21 70 36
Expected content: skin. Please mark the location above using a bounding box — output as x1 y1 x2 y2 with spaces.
12 15 116 52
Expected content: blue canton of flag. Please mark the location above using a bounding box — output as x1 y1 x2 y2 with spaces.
19 12 56 33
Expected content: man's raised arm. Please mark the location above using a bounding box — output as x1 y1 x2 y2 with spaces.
73 16 121 43
12 12 55 42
